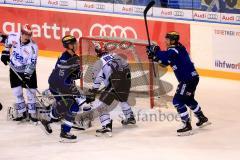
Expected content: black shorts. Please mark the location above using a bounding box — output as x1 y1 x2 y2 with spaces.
10 69 38 89
174 76 199 102
99 69 131 105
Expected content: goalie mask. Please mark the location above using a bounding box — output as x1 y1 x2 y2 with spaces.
93 41 108 57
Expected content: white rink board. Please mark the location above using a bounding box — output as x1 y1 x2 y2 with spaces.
77 1 113 12
191 22 240 73
41 0 77 9
5 0 41 6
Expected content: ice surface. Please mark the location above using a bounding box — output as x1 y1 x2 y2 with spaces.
0 57 239 160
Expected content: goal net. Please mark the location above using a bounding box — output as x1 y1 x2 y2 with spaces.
79 36 172 108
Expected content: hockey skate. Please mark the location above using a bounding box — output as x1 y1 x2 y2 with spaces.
0 102 2 111
121 114 136 125
29 113 38 124
177 120 193 136
96 120 112 137
13 111 27 122
59 130 77 143
196 112 211 128
40 119 53 135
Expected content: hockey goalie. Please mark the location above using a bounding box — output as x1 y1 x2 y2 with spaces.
80 40 137 137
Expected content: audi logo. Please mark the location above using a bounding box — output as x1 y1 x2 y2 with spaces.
26 0 35 3
173 11 184 17
207 14 218 20
134 7 144 13
96 4 105 10
59 1 69 7
89 23 138 39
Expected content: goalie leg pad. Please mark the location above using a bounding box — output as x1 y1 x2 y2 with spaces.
120 102 133 119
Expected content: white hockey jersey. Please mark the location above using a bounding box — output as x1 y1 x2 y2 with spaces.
92 53 129 89
4 32 38 74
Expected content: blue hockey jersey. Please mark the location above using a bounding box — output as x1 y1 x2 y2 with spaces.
154 44 198 82
48 51 81 94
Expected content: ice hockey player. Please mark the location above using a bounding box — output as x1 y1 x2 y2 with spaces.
41 35 95 142
0 24 39 122
88 41 136 137
0 33 7 111
146 31 210 136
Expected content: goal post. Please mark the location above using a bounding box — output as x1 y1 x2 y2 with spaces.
79 36 167 108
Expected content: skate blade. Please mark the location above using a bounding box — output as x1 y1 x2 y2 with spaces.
16 119 28 124
95 132 112 137
59 138 78 143
198 121 212 128
122 122 137 126
177 130 193 137
72 125 86 131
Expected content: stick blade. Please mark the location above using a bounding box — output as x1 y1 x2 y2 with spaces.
144 1 155 15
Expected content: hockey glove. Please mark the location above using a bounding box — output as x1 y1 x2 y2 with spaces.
0 33 8 43
146 45 160 60
1 51 10 66
85 88 99 104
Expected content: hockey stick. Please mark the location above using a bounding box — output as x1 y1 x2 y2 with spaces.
144 0 156 77
8 64 42 95
8 63 46 108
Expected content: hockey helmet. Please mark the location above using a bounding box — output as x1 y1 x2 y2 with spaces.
62 35 77 48
21 24 32 36
165 31 180 43
93 41 108 57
